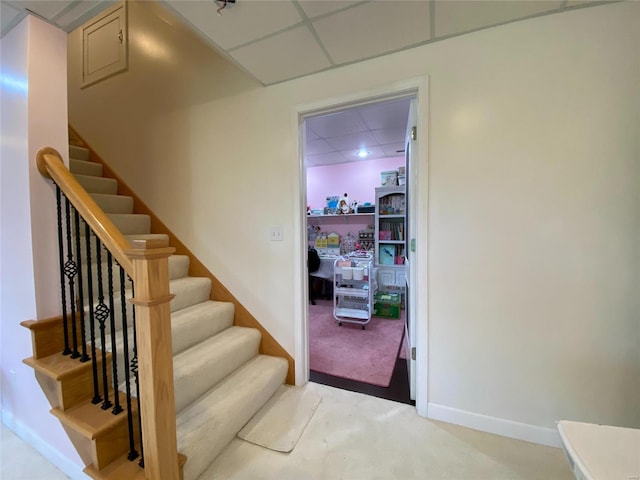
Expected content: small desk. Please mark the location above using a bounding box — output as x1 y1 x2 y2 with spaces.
309 256 336 301
310 256 336 280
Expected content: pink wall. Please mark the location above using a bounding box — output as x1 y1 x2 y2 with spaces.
306 156 405 211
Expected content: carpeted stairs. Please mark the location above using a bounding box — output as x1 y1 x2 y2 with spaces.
69 145 288 480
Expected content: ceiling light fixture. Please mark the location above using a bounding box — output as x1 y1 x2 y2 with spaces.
356 150 370 158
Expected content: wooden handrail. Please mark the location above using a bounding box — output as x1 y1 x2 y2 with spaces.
36 147 133 275
37 147 180 478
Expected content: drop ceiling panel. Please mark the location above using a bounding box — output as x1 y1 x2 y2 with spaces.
4 0 71 20
53 1 113 31
230 25 331 85
306 139 336 155
1 2 24 34
306 109 368 138
371 127 406 145
325 131 378 151
339 145 385 162
381 143 406 157
165 0 303 50
435 0 563 37
359 98 411 130
298 1 362 19
313 1 430 65
307 152 351 167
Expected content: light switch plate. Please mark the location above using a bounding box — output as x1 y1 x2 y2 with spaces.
269 226 283 241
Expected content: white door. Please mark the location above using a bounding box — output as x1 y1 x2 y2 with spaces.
405 99 418 400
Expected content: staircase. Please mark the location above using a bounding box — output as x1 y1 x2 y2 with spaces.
23 144 289 479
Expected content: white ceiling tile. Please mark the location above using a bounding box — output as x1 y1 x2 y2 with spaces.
313 1 430 65
306 152 349 167
1 2 24 33
5 0 71 20
165 0 303 50
339 145 385 162
371 127 405 145
435 0 563 37
306 109 368 138
325 131 378 151
53 1 113 30
306 139 336 155
297 0 361 19
230 25 330 85
381 143 406 157
359 97 411 130
565 0 601 5
305 127 320 141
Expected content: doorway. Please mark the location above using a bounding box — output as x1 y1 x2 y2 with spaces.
301 94 417 405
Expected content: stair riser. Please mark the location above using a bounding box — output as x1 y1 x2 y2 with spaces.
71 256 189 300
171 302 234 355
75 175 118 195
173 327 261 413
31 356 112 412
90 194 134 215
70 159 103 177
177 356 288 480
54 394 140 471
70 145 90 161
76 215 151 236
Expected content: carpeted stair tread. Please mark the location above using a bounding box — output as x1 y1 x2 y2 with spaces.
69 145 90 161
124 233 169 247
89 276 210 334
176 354 288 480
173 326 261 413
75 174 118 195
90 193 134 214
70 158 103 177
79 254 185 290
78 213 151 237
169 255 190 280
171 301 234 355
107 214 151 236
169 277 212 312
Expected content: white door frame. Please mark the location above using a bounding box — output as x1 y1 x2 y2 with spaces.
292 77 430 416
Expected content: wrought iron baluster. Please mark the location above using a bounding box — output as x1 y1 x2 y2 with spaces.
63 197 80 358
119 266 139 461
56 187 71 355
73 209 89 362
84 222 101 403
95 238 112 409
130 281 145 467
107 252 123 415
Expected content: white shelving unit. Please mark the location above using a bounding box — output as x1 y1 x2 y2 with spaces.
307 213 374 226
333 256 376 329
374 187 407 300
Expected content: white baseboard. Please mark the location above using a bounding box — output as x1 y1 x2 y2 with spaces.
427 402 562 448
1 410 87 480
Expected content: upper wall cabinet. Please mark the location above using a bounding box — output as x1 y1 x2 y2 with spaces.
81 2 128 88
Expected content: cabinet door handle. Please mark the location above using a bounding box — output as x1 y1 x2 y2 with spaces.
118 30 123 43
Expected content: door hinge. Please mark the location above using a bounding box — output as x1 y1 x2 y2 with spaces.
410 126 417 141
411 347 416 360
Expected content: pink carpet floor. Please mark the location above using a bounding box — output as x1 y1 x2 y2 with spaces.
309 299 405 387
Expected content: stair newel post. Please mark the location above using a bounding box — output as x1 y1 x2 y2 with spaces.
127 238 179 480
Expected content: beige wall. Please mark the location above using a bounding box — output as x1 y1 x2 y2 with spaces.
1 15 83 477
68 0 640 440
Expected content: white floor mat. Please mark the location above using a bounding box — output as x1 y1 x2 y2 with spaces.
237 385 321 453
